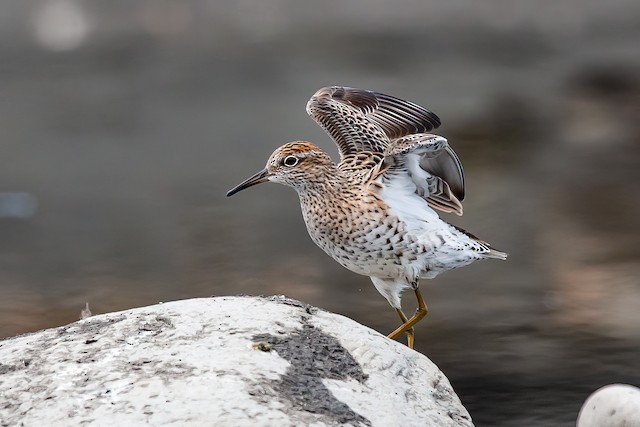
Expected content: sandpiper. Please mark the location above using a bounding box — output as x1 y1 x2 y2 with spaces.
227 86 507 348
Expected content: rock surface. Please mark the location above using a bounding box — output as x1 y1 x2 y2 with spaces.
0 296 473 426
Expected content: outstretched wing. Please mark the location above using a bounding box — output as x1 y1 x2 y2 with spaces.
306 86 441 160
379 134 465 216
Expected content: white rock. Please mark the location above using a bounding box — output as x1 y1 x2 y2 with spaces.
0 296 473 427
577 384 640 427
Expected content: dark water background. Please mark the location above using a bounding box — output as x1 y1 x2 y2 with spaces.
1 2 640 425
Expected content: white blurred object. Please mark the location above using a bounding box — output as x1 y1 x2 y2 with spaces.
0 192 37 219
80 302 92 320
31 0 89 51
577 384 640 427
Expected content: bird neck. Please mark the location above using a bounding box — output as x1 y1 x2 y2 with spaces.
295 165 346 204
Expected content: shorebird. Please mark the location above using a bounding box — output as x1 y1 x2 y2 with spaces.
227 86 507 348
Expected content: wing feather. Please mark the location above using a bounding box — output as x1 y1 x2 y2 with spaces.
379 134 465 216
306 86 441 161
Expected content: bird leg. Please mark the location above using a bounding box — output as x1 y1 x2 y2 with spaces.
394 308 415 348
388 287 428 348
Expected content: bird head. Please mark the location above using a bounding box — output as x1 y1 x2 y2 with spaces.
226 141 335 196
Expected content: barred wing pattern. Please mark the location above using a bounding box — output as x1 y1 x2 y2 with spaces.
307 86 464 215
306 86 441 158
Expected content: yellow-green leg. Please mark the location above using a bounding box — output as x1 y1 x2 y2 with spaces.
387 288 428 349
394 308 415 348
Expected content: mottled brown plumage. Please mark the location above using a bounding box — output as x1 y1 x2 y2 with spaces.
227 86 507 348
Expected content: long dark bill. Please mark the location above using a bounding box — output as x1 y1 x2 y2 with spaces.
226 168 271 197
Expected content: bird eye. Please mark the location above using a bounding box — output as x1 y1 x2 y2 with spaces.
283 155 299 167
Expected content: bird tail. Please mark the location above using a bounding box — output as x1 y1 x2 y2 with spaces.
451 224 508 260
487 248 508 260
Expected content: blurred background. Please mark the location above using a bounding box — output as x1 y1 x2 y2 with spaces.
1 1 639 425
